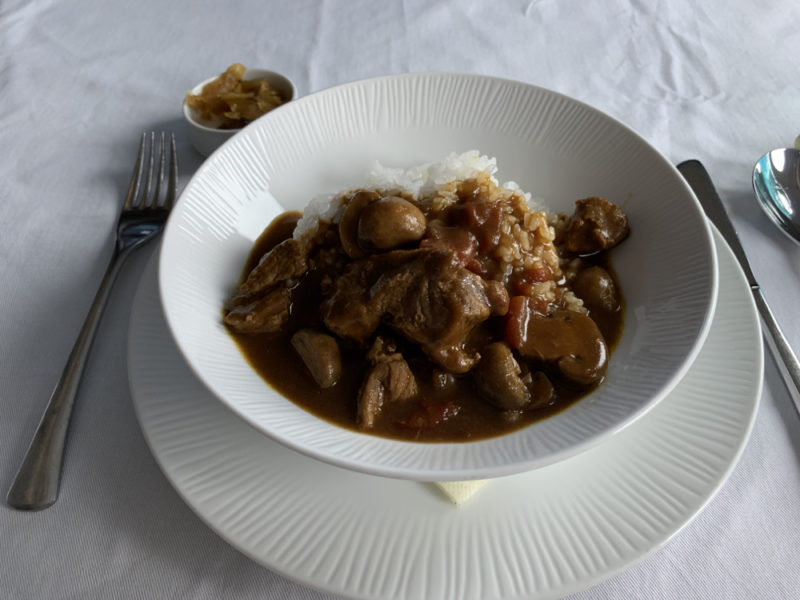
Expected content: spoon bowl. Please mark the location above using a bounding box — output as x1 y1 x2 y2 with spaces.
753 148 800 244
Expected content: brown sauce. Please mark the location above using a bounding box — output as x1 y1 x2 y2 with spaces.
228 211 625 443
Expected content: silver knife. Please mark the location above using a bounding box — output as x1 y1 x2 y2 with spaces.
677 159 800 417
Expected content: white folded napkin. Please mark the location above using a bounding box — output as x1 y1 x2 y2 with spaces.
433 480 488 505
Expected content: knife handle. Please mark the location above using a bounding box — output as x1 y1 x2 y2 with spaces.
753 287 800 417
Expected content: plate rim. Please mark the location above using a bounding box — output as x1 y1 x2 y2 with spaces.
129 227 761 600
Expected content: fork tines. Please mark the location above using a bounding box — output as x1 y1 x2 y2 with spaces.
124 132 178 211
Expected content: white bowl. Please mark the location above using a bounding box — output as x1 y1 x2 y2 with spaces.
183 68 295 157
160 73 718 481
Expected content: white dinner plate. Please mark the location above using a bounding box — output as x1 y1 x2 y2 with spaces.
128 228 761 600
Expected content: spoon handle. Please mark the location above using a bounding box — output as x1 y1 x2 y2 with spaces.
753 288 800 417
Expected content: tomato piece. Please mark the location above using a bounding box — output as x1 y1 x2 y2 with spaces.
511 267 551 296
399 400 461 430
505 296 532 349
462 201 504 251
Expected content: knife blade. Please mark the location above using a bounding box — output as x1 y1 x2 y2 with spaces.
677 159 800 417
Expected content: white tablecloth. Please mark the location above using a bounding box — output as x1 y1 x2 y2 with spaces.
3 0 800 598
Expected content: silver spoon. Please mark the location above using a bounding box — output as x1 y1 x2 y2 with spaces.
748 148 800 417
753 147 800 244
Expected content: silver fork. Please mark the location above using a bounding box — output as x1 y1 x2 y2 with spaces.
7 132 177 511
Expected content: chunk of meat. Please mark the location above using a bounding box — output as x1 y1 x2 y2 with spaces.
484 279 510 316
365 336 400 363
290 329 342 388
321 249 429 344
473 342 530 410
420 220 479 270
223 285 291 333
572 265 620 313
241 211 301 275
563 197 629 255
358 337 418 429
506 299 608 385
321 248 506 371
320 283 382 345
239 238 308 293
372 250 508 373
357 196 427 251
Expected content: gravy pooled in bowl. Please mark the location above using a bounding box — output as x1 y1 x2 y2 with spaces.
223 153 629 442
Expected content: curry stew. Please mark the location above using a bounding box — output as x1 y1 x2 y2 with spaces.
224 178 629 442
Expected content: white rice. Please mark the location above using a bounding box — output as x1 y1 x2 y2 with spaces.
365 150 498 198
294 151 539 241
293 192 343 240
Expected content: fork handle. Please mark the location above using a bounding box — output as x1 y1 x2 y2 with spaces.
7 247 131 510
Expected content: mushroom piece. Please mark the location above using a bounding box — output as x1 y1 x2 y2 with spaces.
431 369 456 392
338 190 379 259
474 342 530 410
527 371 555 408
572 265 620 314
357 196 427 251
290 328 342 388
506 306 608 385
